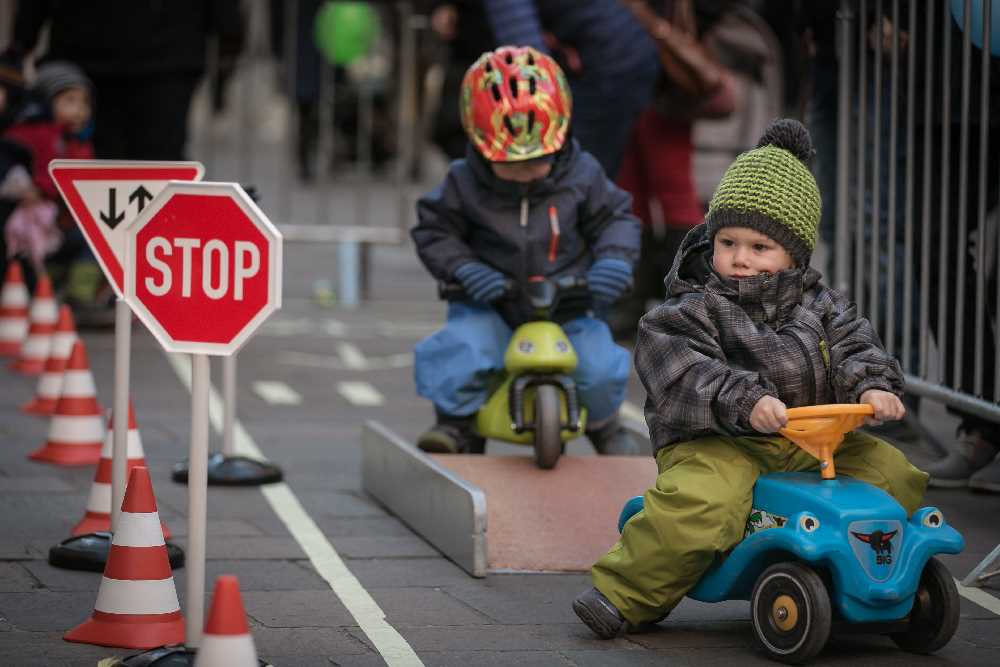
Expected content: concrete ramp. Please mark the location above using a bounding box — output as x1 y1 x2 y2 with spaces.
361 421 656 577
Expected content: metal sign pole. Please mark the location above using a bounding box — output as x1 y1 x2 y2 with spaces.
111 297 131 530
186 353 210 648
223 353 236 457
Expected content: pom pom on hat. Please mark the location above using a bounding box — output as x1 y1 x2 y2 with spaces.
755 118 816 167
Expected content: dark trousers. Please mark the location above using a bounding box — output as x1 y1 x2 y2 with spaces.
91 73 201 161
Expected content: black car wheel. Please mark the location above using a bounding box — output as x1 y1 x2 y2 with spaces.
890 557 960 654
751 562 832 664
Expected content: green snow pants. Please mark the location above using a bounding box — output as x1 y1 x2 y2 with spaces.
591 431 929 625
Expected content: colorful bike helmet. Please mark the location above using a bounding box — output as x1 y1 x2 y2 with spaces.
460 46 572 162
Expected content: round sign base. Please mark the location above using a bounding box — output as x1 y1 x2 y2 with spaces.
172 453 284 486
48 532 185 572
118 645 272 666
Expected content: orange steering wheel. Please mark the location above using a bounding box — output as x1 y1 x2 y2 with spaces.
778 404 875 480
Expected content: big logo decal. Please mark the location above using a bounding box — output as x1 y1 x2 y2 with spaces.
848 520 903 581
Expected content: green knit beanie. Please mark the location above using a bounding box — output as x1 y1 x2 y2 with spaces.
705 118 821 266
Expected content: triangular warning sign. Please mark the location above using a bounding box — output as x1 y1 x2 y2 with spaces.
49 160 204 297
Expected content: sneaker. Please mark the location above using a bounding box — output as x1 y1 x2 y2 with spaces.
969 453 1000 493
586 417 639 456
572 587 627 639
416 418 485 454
924 429 999 488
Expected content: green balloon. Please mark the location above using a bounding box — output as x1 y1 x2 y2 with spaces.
314 1 380 65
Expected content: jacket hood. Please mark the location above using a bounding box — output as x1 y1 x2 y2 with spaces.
465 137 581 199
665 223 823 322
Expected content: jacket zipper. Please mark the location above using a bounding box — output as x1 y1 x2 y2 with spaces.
790 333 817 406
520 197 529 284
547 205 560 263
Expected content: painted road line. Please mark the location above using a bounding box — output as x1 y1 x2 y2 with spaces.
166 353 423 666
957 579 1000 616
337 342 368 370
279 350 412 371
338 381 385 406
620 400 648 435
252 381 302 405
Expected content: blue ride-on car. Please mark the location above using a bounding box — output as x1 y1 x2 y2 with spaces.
617 405 964 664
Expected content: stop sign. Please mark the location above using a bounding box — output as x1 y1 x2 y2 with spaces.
124 182 282 355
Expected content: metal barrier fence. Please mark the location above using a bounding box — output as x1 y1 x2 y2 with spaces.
833 0 1000 429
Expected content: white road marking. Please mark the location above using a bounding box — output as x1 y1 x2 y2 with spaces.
337 381 384 406
252 381 302 405
278 349 412 371
957 579 1000 616
259 318 316 336
620 400 648 435
166 353 422 666
322 318 348 337
337 342 368 370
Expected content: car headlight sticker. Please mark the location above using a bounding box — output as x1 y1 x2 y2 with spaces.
799 514 820 533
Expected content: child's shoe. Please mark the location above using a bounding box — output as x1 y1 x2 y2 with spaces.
572 587 626 639
417 415 485 454
924 428 999 488
586 417 639 456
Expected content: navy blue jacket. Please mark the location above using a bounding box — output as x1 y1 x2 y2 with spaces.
412 139 640 324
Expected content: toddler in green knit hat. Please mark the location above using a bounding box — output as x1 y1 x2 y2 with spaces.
572 118 928 639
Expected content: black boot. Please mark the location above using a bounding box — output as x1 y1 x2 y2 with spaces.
586 416 639 456
417 414 485 454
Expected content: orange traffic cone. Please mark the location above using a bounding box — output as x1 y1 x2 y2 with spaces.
72 404 171 537
10 273 57 374
0 261 30 356
29 339 103 466
21 305 77 415
64 466 184 649
194 575 259 666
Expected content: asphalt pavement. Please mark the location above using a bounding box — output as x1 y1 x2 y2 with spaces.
2 239 999 666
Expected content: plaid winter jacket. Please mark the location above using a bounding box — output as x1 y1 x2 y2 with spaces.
636 225 904 455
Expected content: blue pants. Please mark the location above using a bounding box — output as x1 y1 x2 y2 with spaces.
414 301 630 422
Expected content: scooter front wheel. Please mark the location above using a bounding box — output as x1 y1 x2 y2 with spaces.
533 385 562 469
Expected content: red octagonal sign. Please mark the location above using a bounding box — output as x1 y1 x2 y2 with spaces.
125 181 282 355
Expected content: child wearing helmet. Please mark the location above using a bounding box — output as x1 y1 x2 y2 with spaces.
411 46 642 456
571 119 929 638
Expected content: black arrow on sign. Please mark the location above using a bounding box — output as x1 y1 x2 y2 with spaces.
129 185 154 213
99 188 125 228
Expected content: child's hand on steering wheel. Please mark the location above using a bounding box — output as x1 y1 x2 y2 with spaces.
750 395 788 433
859 389 906 426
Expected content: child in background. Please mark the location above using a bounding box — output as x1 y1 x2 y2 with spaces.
411 46 642 456
572 119 928 638
3 61 111 326
0 60 33 282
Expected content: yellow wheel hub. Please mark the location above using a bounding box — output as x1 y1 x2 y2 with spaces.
772 594 799 631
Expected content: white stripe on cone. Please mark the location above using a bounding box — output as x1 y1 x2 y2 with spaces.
113 512 165 548
36 372 63 399
94 578 180 615
29 297 57 325
50 330 76 357
0 319 28 340
194 635 258 666
84 482 112 514
18 334 50 360
60 370 97 397
49 415 104 443
0 284 28 307
97 422 146 460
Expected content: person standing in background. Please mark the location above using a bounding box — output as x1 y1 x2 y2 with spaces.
5 0 244 162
